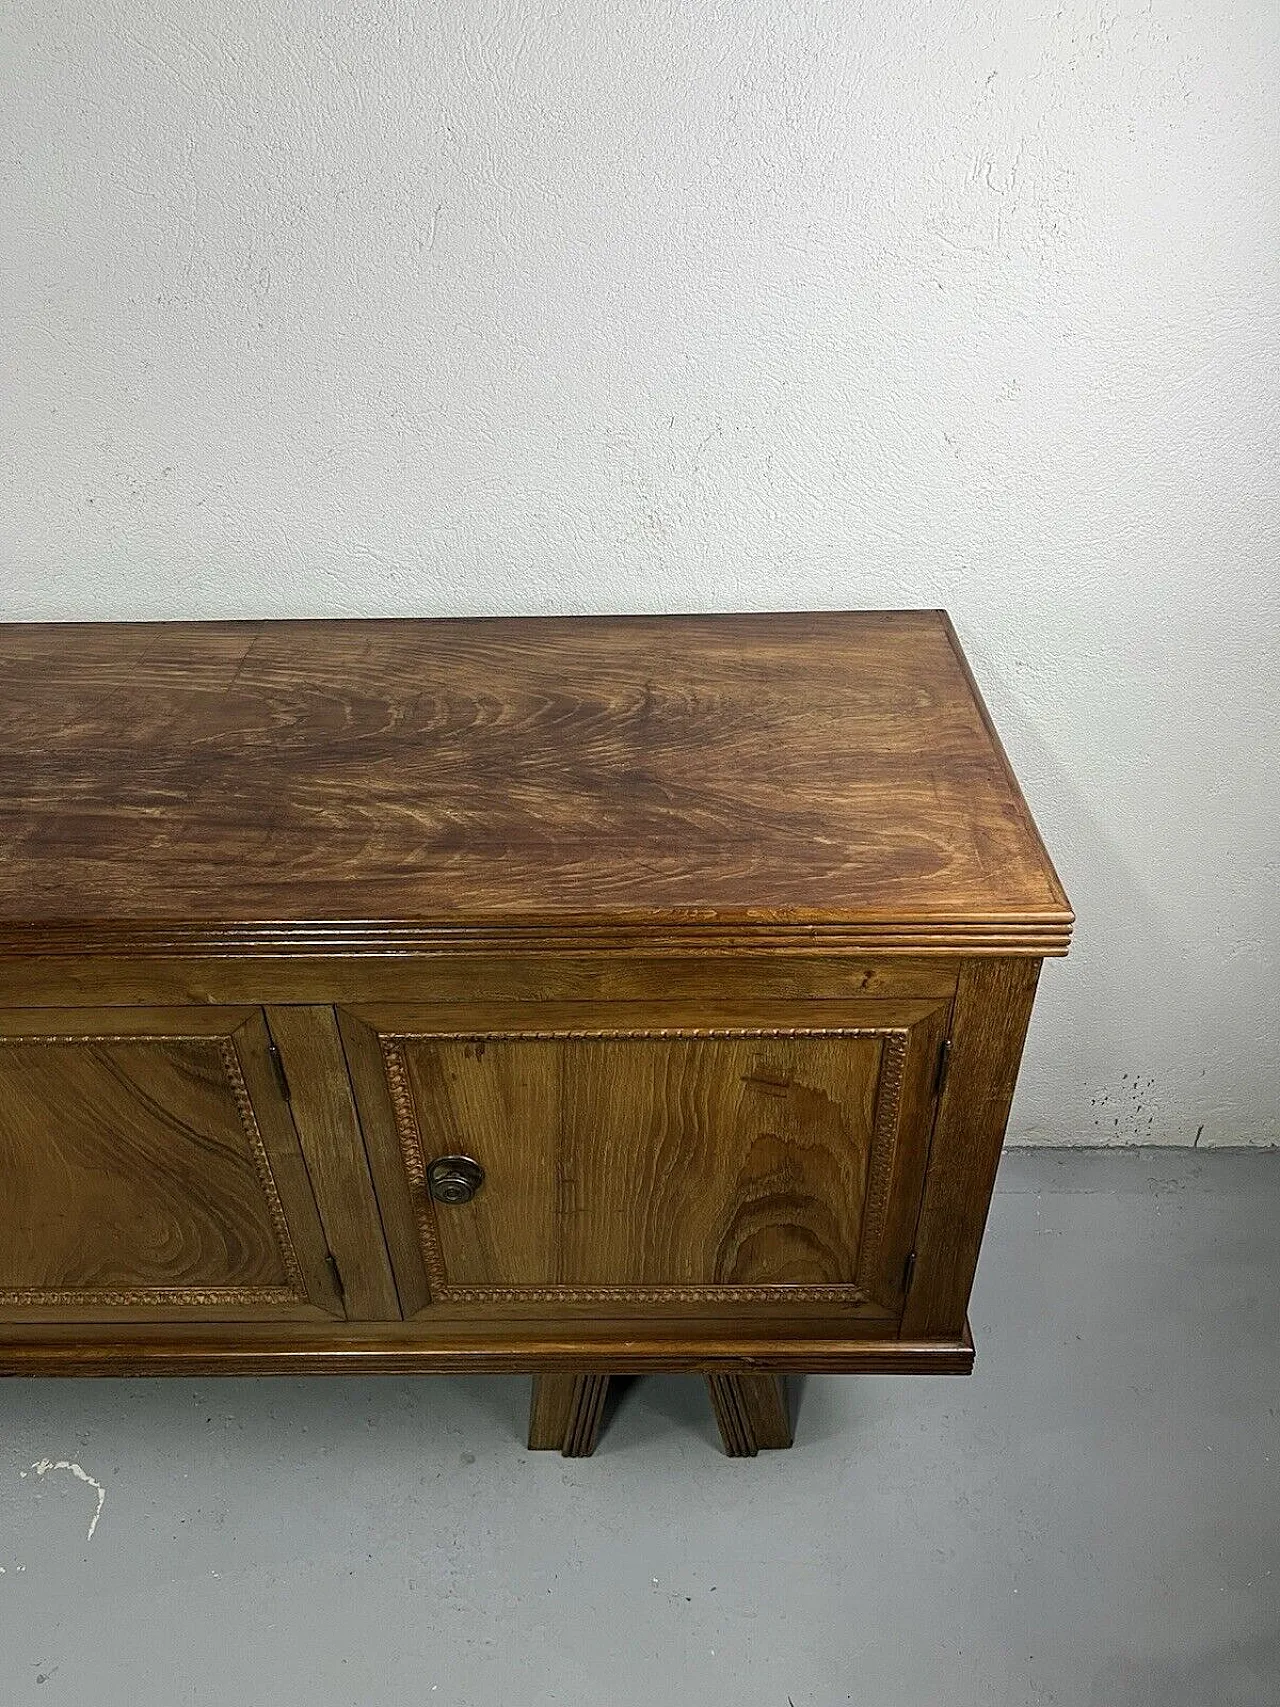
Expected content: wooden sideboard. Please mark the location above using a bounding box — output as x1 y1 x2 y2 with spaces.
0 612 1070 1455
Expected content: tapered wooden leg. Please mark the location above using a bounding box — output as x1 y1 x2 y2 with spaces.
528 1374 612 1456
705 1374 793 1456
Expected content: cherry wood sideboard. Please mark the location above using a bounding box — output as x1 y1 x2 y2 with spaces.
0 612 1070 1456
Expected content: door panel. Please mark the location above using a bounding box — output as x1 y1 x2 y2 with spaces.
340 1000 951 1322
0 1008 344 1321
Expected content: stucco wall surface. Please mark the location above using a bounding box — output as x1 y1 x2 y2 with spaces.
1 2 1277 1143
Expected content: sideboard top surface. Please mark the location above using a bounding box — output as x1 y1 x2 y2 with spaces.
0 611 1071 956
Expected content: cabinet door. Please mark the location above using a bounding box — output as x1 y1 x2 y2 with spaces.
339 999 950 1323
0 1008 344 1321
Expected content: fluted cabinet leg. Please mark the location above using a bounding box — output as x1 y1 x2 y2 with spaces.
705 1374 793 1455
528 1374 612 1456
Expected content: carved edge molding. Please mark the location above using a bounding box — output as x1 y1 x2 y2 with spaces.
854 1029 908 1300
1 919 1073 958
0 1287 302 1308
0 1030 310 1310
384 1026 902 1041
381 1038 452 1300
439 1283 873 1305
218 1032 311 1303
378 1025 910 1308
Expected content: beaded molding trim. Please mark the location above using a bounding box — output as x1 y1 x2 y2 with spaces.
0 1030 308 1309
378 1025 909 1308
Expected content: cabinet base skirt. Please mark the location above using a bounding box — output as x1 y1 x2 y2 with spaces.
0 1322 973 1378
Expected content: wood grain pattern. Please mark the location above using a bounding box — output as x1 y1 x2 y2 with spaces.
5 921 1072 958
705 1374 793 1454
0 1008 342 1320
264 1006 401 1320
337 999 948 1318
335 1005 435 1318
396 1030 890 1302
900 958 1042 1339
0 1318 975 1376
527 1374 612 1455
0 953 962 1011
0 614 1071 956
0 614 1068 1406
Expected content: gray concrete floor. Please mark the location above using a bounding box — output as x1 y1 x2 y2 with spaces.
0 1149 1276 1707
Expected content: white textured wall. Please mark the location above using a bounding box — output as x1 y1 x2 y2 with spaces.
2 2 1277 1144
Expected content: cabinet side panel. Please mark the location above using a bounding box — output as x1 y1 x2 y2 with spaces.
900 958 1041 1340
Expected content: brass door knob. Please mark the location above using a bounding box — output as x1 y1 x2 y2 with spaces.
426 1154 486 1205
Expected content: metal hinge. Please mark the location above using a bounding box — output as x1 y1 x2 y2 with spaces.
326 1252 346 1300
903 1249 917 1298
934 1037 952 1099
267 1038 291 1103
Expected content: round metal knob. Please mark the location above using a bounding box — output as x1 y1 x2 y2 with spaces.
426 1154 485 1205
